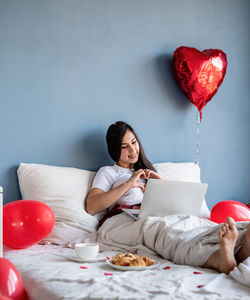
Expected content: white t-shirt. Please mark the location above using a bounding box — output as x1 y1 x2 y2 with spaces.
92 164 146 207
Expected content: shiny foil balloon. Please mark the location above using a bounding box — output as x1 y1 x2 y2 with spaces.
173 46 227 120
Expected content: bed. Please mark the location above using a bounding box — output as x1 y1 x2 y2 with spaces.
2 162 250 299
3 244 250 299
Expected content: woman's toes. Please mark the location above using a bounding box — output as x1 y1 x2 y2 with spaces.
226 217 235 229
225 217 238 240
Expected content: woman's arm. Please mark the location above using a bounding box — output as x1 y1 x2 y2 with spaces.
85 169 146 215
85 184 130 215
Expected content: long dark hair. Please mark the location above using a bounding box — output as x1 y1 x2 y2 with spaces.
106 121 156 172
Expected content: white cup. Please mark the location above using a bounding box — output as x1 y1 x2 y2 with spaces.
75 243 99 260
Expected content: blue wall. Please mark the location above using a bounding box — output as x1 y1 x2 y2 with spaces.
0 0 249 208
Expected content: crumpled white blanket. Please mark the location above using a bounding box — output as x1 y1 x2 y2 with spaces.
230 257 250 287
97 214 249 280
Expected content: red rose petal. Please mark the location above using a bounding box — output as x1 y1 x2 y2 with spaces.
193 271 202 274
106 256 110 260
163 266 171 270
197 285 204 288
80 266 88 269
104 272 113 276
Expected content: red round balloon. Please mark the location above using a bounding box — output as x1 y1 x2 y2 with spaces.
0 296 12 300
3 200 55 249
210 200 250 224
0 258 25 300
173 46 227 120
0 296 13 300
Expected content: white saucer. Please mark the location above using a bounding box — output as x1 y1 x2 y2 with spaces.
69 256 106 263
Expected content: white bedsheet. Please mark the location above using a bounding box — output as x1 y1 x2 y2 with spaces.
3 244 250 300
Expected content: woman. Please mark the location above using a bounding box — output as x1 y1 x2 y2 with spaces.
86 121 164 216
86 121 250 274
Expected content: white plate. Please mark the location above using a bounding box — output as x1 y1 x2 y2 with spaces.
69 256 106 263
106 259 159 271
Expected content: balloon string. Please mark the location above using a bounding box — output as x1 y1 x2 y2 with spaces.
196 111 201 165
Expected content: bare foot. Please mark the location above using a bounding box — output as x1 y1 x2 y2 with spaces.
236 222 250 262
217 217 238 273
204 217 238 274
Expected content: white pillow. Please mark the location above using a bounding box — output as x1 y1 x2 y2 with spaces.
17 163 99 246
154 162 210 218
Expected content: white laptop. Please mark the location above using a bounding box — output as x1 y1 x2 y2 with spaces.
122 179 208 220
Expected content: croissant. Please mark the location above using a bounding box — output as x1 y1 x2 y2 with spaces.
111 253 154 267
129 257 146 267
112 253 124 264
141 256 154 266
115 257 132 266
124 253 136 259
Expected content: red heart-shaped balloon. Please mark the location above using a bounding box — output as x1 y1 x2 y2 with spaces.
173 46 227 119
3 200 55 249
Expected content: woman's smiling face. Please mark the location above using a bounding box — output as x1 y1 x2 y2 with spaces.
117 130 140 168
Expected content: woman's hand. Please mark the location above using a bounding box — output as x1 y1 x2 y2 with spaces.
144 169 165 180
127 169 146 192
86 169 147 215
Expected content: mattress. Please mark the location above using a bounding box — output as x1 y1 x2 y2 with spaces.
3 245 250 300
